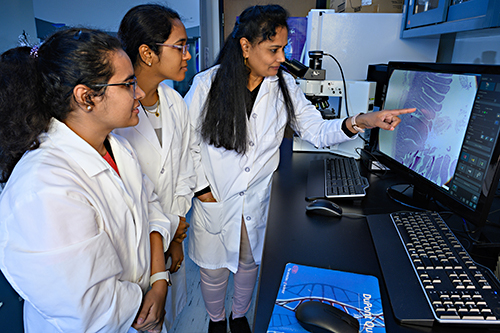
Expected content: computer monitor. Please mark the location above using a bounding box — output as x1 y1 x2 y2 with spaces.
372 61 500 231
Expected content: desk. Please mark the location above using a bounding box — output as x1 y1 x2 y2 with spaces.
253 139 500 333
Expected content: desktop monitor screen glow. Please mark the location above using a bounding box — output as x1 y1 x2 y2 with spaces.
374 61 500 229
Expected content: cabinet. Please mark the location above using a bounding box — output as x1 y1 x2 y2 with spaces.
401 0 500 38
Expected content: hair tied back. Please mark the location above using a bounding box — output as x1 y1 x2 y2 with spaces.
29 45 39 58
232 16 240 39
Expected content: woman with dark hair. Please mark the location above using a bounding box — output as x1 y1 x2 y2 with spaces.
116 4 196 329
0 28 173 333
184 5 415 333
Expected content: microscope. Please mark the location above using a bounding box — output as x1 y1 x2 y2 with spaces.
282 51 376 159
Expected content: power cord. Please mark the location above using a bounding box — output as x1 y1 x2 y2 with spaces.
323 52 349 117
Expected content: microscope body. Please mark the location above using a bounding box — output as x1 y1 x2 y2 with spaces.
282 51 376 158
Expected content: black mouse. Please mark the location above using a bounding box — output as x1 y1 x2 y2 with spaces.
295 301 359 333
306 199 342 217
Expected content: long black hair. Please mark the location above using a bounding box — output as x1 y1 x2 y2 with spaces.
118 4 181 67
0 28 122 182
200 4 296 154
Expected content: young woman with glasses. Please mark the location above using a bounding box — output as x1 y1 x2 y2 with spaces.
116 4 196 330
0 28 173 332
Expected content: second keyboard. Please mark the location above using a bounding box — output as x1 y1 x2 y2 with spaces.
324 157 369 198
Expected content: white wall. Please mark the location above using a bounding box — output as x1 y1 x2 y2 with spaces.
452 27 500 65
32 0 200 32
0 0 38 53
0 0 199 54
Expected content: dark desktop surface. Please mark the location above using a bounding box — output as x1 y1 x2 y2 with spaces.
253 138 500 333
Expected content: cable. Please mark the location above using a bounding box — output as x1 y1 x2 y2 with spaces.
342 212 367 219
322 52 370 145
323 52 349 117
357 147 389 179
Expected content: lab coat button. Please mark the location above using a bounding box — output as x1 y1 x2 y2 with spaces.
249 141 254 147
245 167 250 172
252 113 257 119
160 168 165 174
246 216 251 220
239 191 245 196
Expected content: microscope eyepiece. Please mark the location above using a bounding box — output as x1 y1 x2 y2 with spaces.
281 58 309 78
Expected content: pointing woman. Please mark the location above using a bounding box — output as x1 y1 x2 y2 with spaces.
184 5 415 333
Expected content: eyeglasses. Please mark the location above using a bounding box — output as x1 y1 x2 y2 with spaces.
155 43 190 55
93 78 138 96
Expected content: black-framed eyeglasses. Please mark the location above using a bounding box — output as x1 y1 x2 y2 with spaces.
155 43 190 55
93 78 138 96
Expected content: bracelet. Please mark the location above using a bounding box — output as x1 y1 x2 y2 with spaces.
150 271 172 287
341 118 357 138
351 113 365 133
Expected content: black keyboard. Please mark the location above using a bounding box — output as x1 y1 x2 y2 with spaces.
324 157 369 198
389 211 500 325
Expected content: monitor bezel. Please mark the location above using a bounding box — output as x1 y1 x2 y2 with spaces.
371 61 500 230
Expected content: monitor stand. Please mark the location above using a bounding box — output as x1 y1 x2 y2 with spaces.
386 183 431 211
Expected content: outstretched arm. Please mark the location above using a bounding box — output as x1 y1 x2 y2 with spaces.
348 108 416 133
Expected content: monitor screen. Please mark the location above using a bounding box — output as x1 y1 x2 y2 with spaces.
373 61 500 230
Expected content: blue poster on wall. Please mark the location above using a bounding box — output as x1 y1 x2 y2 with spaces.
285 17 307 62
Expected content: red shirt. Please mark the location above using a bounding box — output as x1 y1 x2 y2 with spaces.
103 151 120 176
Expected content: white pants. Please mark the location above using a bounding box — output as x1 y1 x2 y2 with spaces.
199 220 259 321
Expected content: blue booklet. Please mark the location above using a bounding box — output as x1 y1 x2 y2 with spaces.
267 263 385 333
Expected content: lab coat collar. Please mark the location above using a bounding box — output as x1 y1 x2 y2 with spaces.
134 82 176 160
158 81 176 156
265 74 279 82
44 118 123 178
136 104 162 152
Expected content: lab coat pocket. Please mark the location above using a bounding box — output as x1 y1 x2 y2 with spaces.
192 198 224 235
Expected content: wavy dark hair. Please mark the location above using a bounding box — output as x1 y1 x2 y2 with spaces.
0 28 122 182
118 4 181 67
200 4 296 154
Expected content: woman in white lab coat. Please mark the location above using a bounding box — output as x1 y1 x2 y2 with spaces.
115 4 196 329
0 28 172 333
184 5 415 333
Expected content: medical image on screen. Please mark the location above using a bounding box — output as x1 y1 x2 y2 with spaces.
379 69 479 188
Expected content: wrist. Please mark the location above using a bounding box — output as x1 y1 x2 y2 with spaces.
341 118 356 137
150 270 171 287
351 113 365 133
198 193 216 202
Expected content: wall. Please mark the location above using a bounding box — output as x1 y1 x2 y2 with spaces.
451 28 500 65
0 0 199 54
32 0 199 31
222 0 317 40
0 0 38 53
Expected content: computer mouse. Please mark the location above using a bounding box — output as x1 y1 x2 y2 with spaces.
295 301 359 333
306 199 342 217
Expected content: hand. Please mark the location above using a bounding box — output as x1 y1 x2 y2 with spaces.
133 280 167 332
173 216 189 243
165 241 184 273
356 108 416 131
197 191 217 203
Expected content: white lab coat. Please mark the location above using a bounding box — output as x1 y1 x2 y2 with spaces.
0 119 171 333
184 66 355 272
114 82 196 329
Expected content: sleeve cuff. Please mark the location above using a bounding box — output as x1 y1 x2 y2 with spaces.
150 224 171 252
341 117 358 138
194 185 211 197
